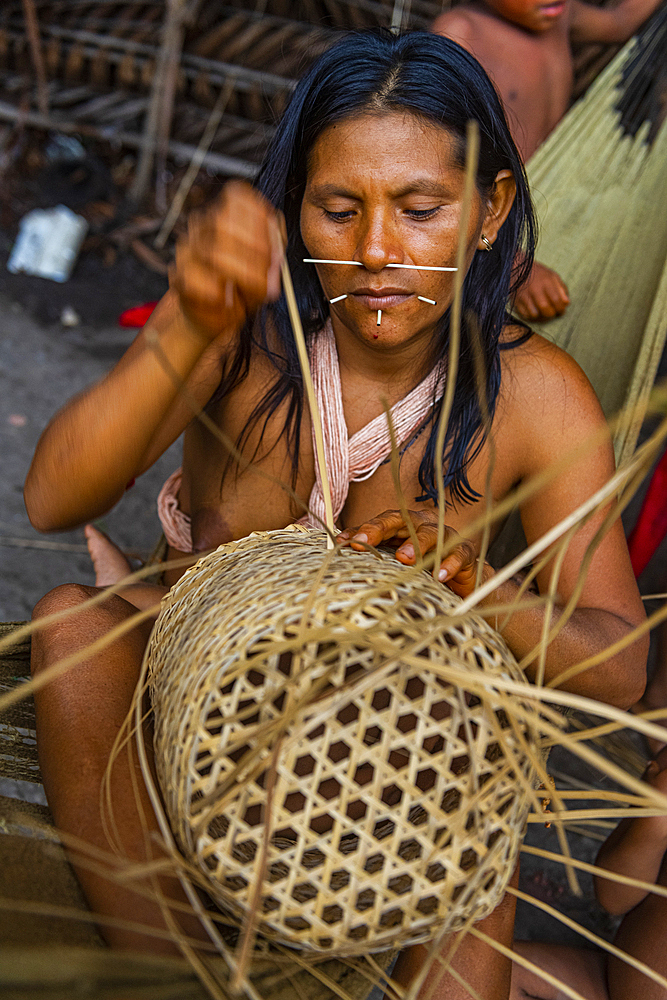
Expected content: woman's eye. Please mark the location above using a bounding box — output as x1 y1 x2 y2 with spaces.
324 209 354 221
405 207 441 220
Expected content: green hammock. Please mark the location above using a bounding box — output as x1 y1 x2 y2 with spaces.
526 6 667 464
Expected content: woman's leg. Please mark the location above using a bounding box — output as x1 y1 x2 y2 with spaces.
510 942 609 1000
391 864 519 999
31 582 207 953
607 889 667 1000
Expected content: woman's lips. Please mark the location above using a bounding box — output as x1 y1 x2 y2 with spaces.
351 289 413 309
538 2 565 16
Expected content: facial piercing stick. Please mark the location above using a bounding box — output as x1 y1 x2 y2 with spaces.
304 258 457 272
304 258 363 266
418 296 437 305
377 310 382 325
329 294 347 303
387 263 457 272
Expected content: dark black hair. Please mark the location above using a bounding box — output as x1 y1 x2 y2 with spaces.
213 29 536 509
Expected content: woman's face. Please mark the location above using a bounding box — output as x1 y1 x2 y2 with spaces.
300 111 514 355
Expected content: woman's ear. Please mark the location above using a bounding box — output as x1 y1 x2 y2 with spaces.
477 169 516 251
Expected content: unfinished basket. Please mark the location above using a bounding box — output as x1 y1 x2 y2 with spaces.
148 526 541 955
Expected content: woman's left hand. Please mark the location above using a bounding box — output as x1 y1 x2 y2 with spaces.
337 509 490 599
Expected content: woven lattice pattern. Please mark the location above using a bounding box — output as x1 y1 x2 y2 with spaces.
148 527 540 955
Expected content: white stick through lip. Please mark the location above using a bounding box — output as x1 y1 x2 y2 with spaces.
303 258 457 272
329 294 347 303
417 296 437 305
377 310 382 326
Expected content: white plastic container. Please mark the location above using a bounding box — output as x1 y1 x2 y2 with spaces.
7 205 88 283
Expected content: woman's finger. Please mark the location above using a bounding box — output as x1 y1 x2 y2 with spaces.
395 520 441 562
338 509 410 548
437 537 477 581
446 557 495 601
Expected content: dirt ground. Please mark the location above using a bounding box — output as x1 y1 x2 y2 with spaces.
0 145 664 962
0 271 176 623
0 133 183 619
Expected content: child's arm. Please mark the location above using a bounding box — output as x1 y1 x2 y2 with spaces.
24 183 282 533
570 0 664 46
594 756 667 915
431 10 481 56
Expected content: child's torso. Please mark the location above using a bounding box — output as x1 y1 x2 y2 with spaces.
435 8 574 160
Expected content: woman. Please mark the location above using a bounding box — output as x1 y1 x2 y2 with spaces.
24 30 646 999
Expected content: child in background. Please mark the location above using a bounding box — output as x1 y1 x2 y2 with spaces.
510 747 667 999
433 0 664 322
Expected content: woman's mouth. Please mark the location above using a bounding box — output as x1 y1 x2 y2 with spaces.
351 288 413 309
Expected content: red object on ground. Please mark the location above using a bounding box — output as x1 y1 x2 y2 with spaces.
118 302 158 327
628 446 667 576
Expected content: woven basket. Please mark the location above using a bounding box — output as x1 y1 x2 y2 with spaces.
148 526 540 956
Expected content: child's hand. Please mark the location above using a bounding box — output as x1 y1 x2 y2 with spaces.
170 181 284 343
514 260 570 321
641 748 667 839
338 509 486 599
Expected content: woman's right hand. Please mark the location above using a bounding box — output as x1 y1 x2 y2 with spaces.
169 180 284 343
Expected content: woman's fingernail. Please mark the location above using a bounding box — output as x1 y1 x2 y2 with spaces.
353 532 368 543
402 544 414 559
438 568 448 582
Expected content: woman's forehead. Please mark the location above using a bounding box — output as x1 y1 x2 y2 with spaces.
305 111 462 188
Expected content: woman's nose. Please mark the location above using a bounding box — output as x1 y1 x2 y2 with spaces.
356 212 402 272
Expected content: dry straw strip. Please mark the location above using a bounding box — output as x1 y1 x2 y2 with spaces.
434 120 479 579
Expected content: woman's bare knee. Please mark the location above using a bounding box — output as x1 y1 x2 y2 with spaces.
33 581 98 620
31 582 153 673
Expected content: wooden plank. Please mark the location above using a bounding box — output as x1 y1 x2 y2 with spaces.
3 23 298 92
69 89 129 119
0 794 50 830
0 624 39 787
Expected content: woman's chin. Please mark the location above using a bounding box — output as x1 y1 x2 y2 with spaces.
332 312 439 351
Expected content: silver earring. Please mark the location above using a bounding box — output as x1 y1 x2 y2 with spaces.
480 235 493 252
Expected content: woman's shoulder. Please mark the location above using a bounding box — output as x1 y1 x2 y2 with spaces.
500 326 602 409
497 326 609 457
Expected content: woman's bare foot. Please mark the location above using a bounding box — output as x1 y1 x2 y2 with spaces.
84 524 133 587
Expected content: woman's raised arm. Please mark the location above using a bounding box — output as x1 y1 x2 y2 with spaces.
24 182 283 532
